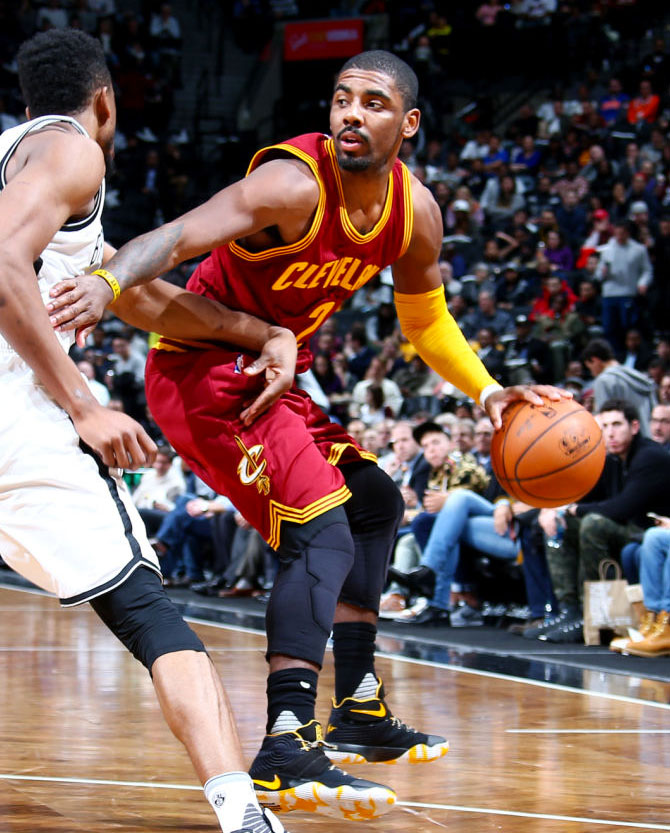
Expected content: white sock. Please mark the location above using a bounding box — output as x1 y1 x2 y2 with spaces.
204 772 273 833
352 672 379 700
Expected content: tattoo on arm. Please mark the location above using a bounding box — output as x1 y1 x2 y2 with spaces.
108 223 185 290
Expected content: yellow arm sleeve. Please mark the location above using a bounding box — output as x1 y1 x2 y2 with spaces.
394 286 500 404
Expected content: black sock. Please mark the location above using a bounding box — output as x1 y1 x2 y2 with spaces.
266 668 318 734
332 621 378 703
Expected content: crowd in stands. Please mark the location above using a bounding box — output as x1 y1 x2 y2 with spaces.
2 0 670 652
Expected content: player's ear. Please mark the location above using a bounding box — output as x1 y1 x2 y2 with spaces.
402 108 420 139
94 86 113 128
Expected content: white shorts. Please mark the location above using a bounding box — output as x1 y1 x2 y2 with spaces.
0 352 160 606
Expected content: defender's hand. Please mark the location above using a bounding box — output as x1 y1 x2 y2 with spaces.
72 405 157 470
485 384 572 430
240 327 297 425
47 274 114 347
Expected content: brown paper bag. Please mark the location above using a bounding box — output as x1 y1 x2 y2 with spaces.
583 559 635 646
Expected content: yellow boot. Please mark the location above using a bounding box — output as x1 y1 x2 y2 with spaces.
626 611 670 657
609 608 656 653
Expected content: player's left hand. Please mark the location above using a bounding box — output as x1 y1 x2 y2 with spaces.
485 384 572 430
47 274 114 347
240 327 297 426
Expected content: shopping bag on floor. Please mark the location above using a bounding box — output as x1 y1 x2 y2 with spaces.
583 559 635 646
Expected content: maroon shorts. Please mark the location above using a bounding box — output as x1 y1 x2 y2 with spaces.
144 346 375 549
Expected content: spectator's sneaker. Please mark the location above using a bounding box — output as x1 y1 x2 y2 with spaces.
250 720 395 820
324 678 449 765
522 605 580 640
539 614 584 643
450 603 484 627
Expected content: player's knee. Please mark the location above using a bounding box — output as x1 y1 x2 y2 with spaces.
268 507 355 664
277 505 355 571
90 567 205 672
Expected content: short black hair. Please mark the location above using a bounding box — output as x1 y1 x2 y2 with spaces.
581 338 614 363
338 50 418 111
17 29 111 117
598 397 640 424
413 420 449 444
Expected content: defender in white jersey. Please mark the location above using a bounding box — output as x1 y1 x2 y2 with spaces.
0 28 295 833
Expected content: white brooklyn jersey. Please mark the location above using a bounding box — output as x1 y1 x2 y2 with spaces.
0 115 105 354
0 116 161 605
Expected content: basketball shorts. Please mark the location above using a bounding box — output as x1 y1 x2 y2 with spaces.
145 346 376 549
0 351 161 606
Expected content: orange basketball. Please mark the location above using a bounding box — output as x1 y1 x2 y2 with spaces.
490 397 606 508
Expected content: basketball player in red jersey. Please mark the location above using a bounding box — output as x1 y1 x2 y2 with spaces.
48 50 568 821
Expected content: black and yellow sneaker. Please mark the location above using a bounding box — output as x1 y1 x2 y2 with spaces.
250 719 396 821
324 679 449 765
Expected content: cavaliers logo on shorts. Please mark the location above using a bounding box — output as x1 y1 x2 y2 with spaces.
235 435 271 495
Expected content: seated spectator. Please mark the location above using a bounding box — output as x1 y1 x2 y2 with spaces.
473 326 506 381
459 262 496 306
503 313 552 384
659 374 670 405
351 356 403 418
582 338 657 436
510 135 542 175
615 517 670 657
599 77 630 125
529 273 577 321
132 445 185 536
650 404 670 450
77 359 110 406
544 229 574 273
482 134 510 173
107 334 146 421
343 322 376 381
153 488 235 587
494 263 534 312
627 79 660 126
380 420 431 525
555 189 587 252
481 173 526 231
462 289 515 340
529 398 670 642
576 208 611 267
574 277 602 334
619 327 654 371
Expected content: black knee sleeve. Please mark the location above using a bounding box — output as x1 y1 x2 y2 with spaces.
339 462 404 612
266 505 355 667
90 566 205 673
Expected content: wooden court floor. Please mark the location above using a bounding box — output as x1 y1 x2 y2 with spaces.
0 585 668 833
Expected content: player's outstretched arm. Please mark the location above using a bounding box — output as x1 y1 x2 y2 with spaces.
47 157 320 335
0 132 155 468
392 178 569 427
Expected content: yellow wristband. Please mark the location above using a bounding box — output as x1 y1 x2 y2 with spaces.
91 268 121 302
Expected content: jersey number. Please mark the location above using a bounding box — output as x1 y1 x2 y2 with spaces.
296 301 336 346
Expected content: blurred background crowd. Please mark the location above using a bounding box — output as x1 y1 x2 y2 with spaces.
2 0 670 647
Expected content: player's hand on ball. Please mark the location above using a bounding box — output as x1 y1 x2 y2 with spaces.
484 384 572 430
72 405 157 470
241 326 298 425
47 274 115 347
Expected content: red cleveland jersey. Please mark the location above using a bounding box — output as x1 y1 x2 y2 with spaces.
187 132 414 355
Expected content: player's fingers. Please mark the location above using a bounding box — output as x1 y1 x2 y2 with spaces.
241 379 285 425
48 279 78 300
75 323 97 348
533 384 571 400
111 434 132 470
243 357 267 376
138 430 158 466
488 403 503 430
